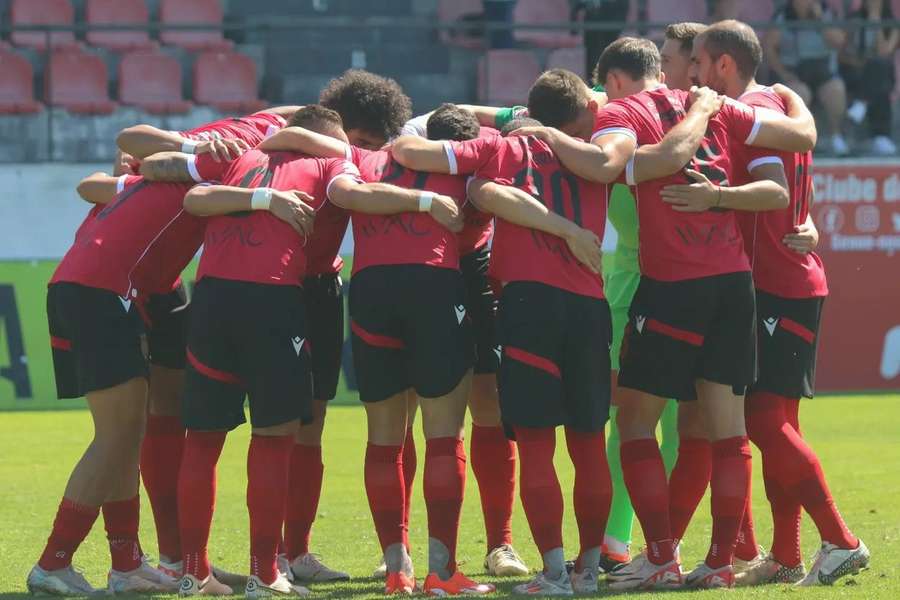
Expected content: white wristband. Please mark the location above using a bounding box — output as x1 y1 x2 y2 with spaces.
250 187 273 211
181 139 199 154
418 192 434 213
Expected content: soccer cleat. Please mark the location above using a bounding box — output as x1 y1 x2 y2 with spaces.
26 564 97 596
211 564 248 588
384 572 416 595
245 574 310 598
797 540 870 586
108 558 179 594
277 554 294 582
607 559 682 591
484 544 529 577
512 571 573 596
598 547 631 574
178 574 233 597
683 563 734 588
157 559 183 580
423 571 495 596
734 545 767 575
735 554 806 586
373 560 387 578
289 553 350 582
569 568 597 594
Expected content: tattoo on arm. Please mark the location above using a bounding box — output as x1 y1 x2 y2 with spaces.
140 152 195 182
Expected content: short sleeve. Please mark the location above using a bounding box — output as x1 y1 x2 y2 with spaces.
591 102 637 144
445 136 503 175
117 174 141 193
494 106 528 129
742 146 786 176
325 159 363 200
721 98 761 146
186 153 233 183
400 114 429 138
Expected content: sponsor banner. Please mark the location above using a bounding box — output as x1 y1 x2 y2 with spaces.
813 161 900 391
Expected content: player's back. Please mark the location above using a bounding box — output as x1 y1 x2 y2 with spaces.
181 112 285 147
735 87 827 298
351 148 467 274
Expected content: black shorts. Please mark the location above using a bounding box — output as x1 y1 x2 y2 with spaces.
497 281 611 433
752 290 824 399
461 245 499 375
349 264 473 403
303 273 344 401
145 283 190 370
47 282 148 399
618 272 757 401
183 277 313 431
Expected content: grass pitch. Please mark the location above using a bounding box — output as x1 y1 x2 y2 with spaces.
0 394 898 599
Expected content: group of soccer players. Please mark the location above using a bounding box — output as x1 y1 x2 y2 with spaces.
27 15 871 598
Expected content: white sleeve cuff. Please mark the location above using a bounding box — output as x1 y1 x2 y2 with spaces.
401 114 430 138
442 140 458 175
343 143 353 161
186 155 203 182
625 157 636 186
326 173 361 200
745 114 763 145
116 174 128 194
590 127 637 143
747 156 784 173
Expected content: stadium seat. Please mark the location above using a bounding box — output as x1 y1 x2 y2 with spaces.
513 0 580 48
10 0 77 50
546 47 587 77
85 0 155 51
437 0 484 48
477 49 540 106
0 49 42 113
159 0 233 51
193 51 265 112
119 51 191 114
45 50 117 114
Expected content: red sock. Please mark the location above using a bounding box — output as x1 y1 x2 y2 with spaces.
103 495 142 572
284 444 324 560
668 436 712 542
424 437 466 574
735 496 759 561
765 469 803 567
565 428 611 567
705 436 752 569
365 443 405 552
401 427 416 550
38 498 100 571
178 430 227 580
514 426 563 555
140 414 185 561
752 392 857 549
621 438 674 565
470 424 515 551
247 434 294 584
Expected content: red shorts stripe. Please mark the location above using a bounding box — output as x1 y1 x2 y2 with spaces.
350 320 405 350
50 336 72 351
504 346 562 379
779 317 815 344
646 318 705 347
187 348 242 386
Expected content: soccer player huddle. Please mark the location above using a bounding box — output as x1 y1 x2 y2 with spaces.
28 18 870 598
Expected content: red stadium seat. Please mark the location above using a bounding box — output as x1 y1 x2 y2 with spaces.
159 0 233 51
513 0 580 48
193 51 265 113
546 47 587 77
10 0 77 50
45 50 117 114
119 51 191 114
86 0 155 51
438 0 484 48
477 49 540 106
0 49 42 113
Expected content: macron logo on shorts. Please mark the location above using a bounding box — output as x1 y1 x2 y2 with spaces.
494 345 502 362
291 336 305 356
763 317 779 336
454 304 466 325
635 315 646 333
119 296 132 312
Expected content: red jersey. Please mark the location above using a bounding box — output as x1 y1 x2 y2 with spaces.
195 149 359 286
448 135 608 299
593 85 760 281
734 87 828 298
179 112 285 146
348 146 467 275
305 202 349 276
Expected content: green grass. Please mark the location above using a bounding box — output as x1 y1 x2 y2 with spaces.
1 395 898 599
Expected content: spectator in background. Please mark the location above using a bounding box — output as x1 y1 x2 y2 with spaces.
571 0 630 79
484 0 517 48
840 0 899 155
710 0 740 21
765 0 850 155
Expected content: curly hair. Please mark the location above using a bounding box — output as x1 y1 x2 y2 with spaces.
426 103 480 141
319 69 412 140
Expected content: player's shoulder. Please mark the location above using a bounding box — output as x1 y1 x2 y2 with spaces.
738 87 786 113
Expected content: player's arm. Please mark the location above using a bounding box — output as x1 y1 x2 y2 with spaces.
783 212 820 254
661 162 789 213
457 104 514 128
116 124 249 160
748 85 817 152
468 178 602 274
183 185 316 236
390 136 455 173
327 177 463 232
140 152 199 182
258 126 349 158
255 105 304 119
76 172 120 204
